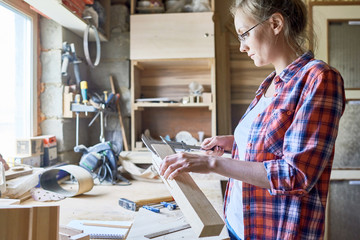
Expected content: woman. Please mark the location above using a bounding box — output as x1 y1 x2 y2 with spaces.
160 0 345 239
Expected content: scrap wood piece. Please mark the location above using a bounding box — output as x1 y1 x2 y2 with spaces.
144 224 191 239
5 165 33 180
4 168 45 198
59 225 90 240
0 198 20 205
151 143 224 238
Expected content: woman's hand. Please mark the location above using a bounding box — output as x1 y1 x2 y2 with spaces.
201 135 234 156
159 152 215 180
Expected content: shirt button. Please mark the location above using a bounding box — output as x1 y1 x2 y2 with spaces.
257 114 261 117
246 205 250 210
275 78 280 82
273 93 278 97
248 143 252 147
287 111 292 115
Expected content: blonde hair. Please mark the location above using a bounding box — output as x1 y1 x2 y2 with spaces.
231 0 310 56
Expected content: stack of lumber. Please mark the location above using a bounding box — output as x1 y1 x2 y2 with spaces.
3 166 44 200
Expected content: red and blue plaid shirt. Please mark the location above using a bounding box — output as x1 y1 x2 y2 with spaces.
224 52 345 240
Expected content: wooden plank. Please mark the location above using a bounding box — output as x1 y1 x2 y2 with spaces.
330 170 360 180
59 225 90 240
32 205 60 240
5 166 33 180
144 224 191 239
59 225 83 236
151 144 224 238
0 205 33 240
4 168 45 198
0 199 20 205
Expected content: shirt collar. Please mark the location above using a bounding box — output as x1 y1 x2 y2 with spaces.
255 51 314 94
279 51 314 82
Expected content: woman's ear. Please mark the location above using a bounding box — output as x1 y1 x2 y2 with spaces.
269 13 284 35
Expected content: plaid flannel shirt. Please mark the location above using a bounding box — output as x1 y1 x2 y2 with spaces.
224 52 345 240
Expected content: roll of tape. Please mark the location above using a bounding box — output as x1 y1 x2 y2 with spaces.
40 165 94 197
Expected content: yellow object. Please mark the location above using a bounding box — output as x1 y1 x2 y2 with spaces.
80 81 88 104
103 90 108 102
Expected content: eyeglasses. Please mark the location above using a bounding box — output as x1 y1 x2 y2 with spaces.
238 19 268 42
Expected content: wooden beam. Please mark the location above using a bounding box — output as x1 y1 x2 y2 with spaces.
32 205 60 240
0 205 33 240
0 205 60 240
151 144 224 238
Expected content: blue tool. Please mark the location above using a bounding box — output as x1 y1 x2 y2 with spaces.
142 205 160 213
161 201 177 210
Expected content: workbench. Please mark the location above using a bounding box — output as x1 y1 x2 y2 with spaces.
21 173 228 239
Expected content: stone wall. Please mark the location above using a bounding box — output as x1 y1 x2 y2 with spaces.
39 3 130 164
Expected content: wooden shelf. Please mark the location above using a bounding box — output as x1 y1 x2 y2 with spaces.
130 2 216 150
24 0 110 41
133 102 213 110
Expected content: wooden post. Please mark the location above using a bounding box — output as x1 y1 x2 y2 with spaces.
109 76 129 151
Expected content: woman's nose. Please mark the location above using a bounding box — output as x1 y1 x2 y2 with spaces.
239 41 247 52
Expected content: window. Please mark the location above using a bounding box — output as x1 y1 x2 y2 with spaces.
0 0 37 159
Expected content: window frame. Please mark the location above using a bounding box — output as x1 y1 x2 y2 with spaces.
1 0 39 136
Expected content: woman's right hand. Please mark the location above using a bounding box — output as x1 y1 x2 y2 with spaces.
201 135 234 156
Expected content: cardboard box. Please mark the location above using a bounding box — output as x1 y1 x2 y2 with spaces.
32 135 57 167
12 154 43 167
202 92 212 104
16 138 44 156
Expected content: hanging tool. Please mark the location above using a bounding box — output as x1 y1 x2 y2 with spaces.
88 92 115 144
61 42 82 86
83 16 101 68
109 76 129 151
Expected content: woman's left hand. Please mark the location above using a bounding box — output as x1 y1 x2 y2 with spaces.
159 152 214 180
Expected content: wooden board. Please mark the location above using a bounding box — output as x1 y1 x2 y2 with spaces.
5 166 33 180
151 144 224 238
4 168 45 198
0 205 33 240
0 205 59 240
32 205 60 240
0 199 20 205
